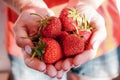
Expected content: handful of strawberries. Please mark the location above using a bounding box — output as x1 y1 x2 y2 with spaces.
29 7 94 64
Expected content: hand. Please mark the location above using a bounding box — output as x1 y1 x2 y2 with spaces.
73 5 106 66
13 5 60 78
55 5 107 78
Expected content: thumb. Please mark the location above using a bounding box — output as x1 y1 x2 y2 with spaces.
88 14 107 53
13 20 33 49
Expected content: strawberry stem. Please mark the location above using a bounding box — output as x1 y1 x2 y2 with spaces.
30 38 46 61
21 36 33 39
30 13 43 19
79 14 94 31
31 51 36 60
73 23 79 35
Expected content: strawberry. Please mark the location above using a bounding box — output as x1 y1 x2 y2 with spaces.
30 13 62 38
32 38 63 64
40 16 62 38
62 34 85 57
59 7 82 31
56 31 69 44
79 30 92 42
78 15 93 42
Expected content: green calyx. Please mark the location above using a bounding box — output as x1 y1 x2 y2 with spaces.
68 7 82 26
30 13 51 32
21 13 49 61
79 14 93 31
21 32 47 61
31 38 46 61
67 7 94 35
38 15 51 28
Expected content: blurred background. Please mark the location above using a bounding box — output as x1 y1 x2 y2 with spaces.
0 1 11 80
0 0 120 80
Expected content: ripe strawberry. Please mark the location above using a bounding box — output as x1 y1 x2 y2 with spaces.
62 34 85 57
40 16 62 38
56 31 69 44
30 13 62 38
78 15 94 42
32 38 63 64
79 30 92 42
59 7 82 31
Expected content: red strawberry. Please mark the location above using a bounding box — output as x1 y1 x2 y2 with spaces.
62 34 85 57
59 7 82 31
30 13 62 38
78 15 94 42
32 38 63 64
39 16 62 38
56 31 69 44
79 30 92 42
43 38 63 64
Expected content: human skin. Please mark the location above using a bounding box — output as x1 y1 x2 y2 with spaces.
2 0 57 78
55 0 106 78
2 0 106 79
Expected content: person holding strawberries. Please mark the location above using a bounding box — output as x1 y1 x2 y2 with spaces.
1 0 120 80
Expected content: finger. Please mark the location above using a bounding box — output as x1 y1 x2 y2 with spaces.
13 20 33 48
47 9 55 16
56 70 64 79
62 58 73 71
55 60 63 71
24 45 32 55
73 50 95 67
88 14 107 52
23 50 46 72
45 65 57 78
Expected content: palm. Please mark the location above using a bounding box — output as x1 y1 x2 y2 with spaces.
56 6 106 76
14 7 58 78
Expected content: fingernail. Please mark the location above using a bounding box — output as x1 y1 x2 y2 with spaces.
25 45 32 55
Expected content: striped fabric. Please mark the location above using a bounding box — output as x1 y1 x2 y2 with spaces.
96 0 120 57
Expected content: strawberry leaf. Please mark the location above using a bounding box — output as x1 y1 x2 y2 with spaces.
68 7 82 26
31 38 46 61
79 15 94 31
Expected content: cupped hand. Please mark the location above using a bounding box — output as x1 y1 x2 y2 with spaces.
55 5 107 78
13 6 61 78
73 5 107 66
